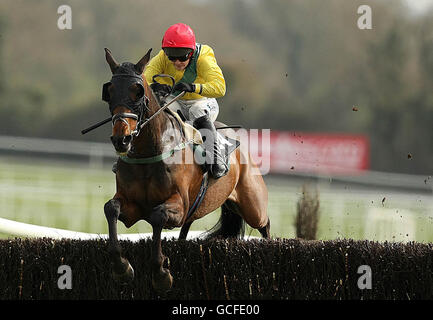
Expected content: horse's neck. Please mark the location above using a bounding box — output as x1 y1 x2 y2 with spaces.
132 107 164 158
131 88 182 158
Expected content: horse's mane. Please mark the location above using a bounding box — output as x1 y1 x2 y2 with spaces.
140 80 185 152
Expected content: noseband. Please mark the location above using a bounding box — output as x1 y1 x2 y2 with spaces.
111 112 140 136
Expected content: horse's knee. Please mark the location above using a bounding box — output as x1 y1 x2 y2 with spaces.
148 204 169 227
104 199 121 219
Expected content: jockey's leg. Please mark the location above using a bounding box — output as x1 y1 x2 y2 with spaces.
193 114 228 179
188 97 219 123
189 99 228 179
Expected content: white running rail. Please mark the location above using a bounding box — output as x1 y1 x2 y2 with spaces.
0 217 260 241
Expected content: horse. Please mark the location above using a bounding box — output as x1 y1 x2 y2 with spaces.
101 47 270 293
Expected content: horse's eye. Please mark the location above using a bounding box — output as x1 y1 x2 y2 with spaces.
136 86 144 99
129 84 144 101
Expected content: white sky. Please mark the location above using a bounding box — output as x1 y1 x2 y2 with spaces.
403 0 433 13
187 0 433 15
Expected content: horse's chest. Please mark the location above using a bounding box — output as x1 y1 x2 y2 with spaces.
116 165 172 202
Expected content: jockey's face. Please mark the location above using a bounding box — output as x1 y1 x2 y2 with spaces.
172 58 190 71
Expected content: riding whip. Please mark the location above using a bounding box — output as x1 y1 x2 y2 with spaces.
81 117 111 135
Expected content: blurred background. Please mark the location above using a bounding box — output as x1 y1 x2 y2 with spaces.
0 0 432 241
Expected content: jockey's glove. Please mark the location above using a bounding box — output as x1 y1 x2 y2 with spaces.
174 82 195 93
150 83 172 96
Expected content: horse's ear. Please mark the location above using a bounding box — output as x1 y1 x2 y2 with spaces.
104 48 119 73
135 48 152 74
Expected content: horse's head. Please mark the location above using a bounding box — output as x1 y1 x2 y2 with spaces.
103 48 152 154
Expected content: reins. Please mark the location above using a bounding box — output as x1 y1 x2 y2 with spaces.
81 91 185 135
138 91 185 131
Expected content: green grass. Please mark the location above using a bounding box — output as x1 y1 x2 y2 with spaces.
1 157 432 242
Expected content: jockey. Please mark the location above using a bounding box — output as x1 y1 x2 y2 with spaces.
144 23 228 179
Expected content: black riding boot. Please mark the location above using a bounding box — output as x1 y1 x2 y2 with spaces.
193 115 228 179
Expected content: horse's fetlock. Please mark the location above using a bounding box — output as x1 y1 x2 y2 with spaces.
152 256 165 270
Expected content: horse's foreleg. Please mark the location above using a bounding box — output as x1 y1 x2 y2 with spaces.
148 194 185 293
149 204 173 294
104 199 134 282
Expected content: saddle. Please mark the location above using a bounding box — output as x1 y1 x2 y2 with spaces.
165 108 240 173
166 108 203 144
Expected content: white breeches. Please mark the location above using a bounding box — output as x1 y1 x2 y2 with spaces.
168 96 219 123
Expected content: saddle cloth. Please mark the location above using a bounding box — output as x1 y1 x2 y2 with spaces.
166 108 203 144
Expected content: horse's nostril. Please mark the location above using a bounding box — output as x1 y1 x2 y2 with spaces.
123 135 132 145
110 136 130 150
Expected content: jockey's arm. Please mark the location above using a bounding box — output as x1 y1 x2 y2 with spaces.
143 50 168 85
195 47 226 98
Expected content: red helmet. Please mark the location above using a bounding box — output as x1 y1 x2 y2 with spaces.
162 23 196 50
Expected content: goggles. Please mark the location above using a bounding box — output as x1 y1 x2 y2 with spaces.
163 47 193 62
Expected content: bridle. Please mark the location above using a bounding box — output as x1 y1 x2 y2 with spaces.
81 71 184 137
102 64 151 138
102 70 191 162
111 111 140 136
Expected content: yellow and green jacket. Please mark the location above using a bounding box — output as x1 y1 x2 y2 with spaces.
143 44 226 100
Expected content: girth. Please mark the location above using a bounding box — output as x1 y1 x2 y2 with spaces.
186 172 209 221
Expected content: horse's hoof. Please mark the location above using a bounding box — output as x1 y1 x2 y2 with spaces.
152 268 173 294
112 262 134 284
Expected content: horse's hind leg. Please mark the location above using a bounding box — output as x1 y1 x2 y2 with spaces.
205 200 245 239
258 218 271 239
178 221 192 240
233 167 270 239
104 199 134 282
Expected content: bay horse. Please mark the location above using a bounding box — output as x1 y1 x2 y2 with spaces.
102 48 270 293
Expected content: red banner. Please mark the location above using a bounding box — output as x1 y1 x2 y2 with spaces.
249 131 369 175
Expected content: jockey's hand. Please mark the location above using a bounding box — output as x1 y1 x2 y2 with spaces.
150 83 172 96
174 82 195 93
